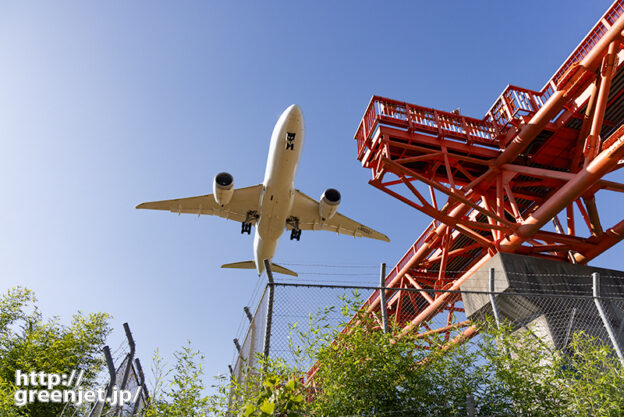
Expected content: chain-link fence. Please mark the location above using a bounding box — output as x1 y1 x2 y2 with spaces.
463 268 624 355
112 355 148 416
230 267 624 376
84 323 149 417
231 285 269 381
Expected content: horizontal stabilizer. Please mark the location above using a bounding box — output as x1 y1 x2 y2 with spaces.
221 261 256 270
221 261 298 277
270 263 298 277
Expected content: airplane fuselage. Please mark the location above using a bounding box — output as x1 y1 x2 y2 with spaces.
254 105 304 275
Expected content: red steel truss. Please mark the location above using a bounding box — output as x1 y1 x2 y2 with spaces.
355 0 624 344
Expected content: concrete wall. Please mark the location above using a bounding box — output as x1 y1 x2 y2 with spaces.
460 253 624 349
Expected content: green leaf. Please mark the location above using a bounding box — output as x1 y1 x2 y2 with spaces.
260 400 275 414
243 404 257 417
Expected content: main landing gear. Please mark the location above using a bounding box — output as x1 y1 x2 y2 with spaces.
241 210 258 235
287 216 301 241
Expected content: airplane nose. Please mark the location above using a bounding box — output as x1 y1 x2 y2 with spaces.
288 104 302 115
286 104 303 121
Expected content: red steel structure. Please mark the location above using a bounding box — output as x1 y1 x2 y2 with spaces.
355 0 624 345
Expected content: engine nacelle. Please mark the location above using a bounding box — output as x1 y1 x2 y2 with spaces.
213 172 234 206
319 188 341 221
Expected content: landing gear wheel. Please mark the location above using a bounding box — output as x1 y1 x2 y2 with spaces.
290 229 301 241
241 222 252 234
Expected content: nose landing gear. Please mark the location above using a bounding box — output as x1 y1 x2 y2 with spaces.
290 229 301 241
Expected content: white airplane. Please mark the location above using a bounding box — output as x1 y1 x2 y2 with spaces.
136 105 389 276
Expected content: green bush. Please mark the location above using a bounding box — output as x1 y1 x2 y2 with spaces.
209 293 624 417
0 287 111 417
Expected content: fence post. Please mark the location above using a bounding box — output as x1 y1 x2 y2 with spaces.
488 268 502 328
243 306 253 322
131 358 148 416
89 346 116 417
115 323 136 417
244 305 257 371
379 263 389 333
562 307 577 347
592 272 624 365
136 358 149 404
466 394 476 417
263 259 275 361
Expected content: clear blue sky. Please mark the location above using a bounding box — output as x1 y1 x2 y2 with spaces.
1 0 620 386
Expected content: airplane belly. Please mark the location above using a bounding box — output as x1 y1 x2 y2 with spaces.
268 146 300 184
257 190 289 241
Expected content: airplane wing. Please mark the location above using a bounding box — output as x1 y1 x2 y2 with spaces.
289 190 390 242
136 184 263 223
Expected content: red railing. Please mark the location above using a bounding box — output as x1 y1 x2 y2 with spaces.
365 220 439 308
486 0 624 127
549 0 624 89
357 0 624 156
355 96 500 158
485 85 544 127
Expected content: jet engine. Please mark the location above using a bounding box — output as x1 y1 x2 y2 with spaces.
213 172 234 206
319 188 341 221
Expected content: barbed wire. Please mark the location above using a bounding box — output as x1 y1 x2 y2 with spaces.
246 277 265 309
110 340 127 359
506 271 601 277
231 278 268 343
279 263 379 269
277 280 379 286
270 281 624 300
297 272 379 276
